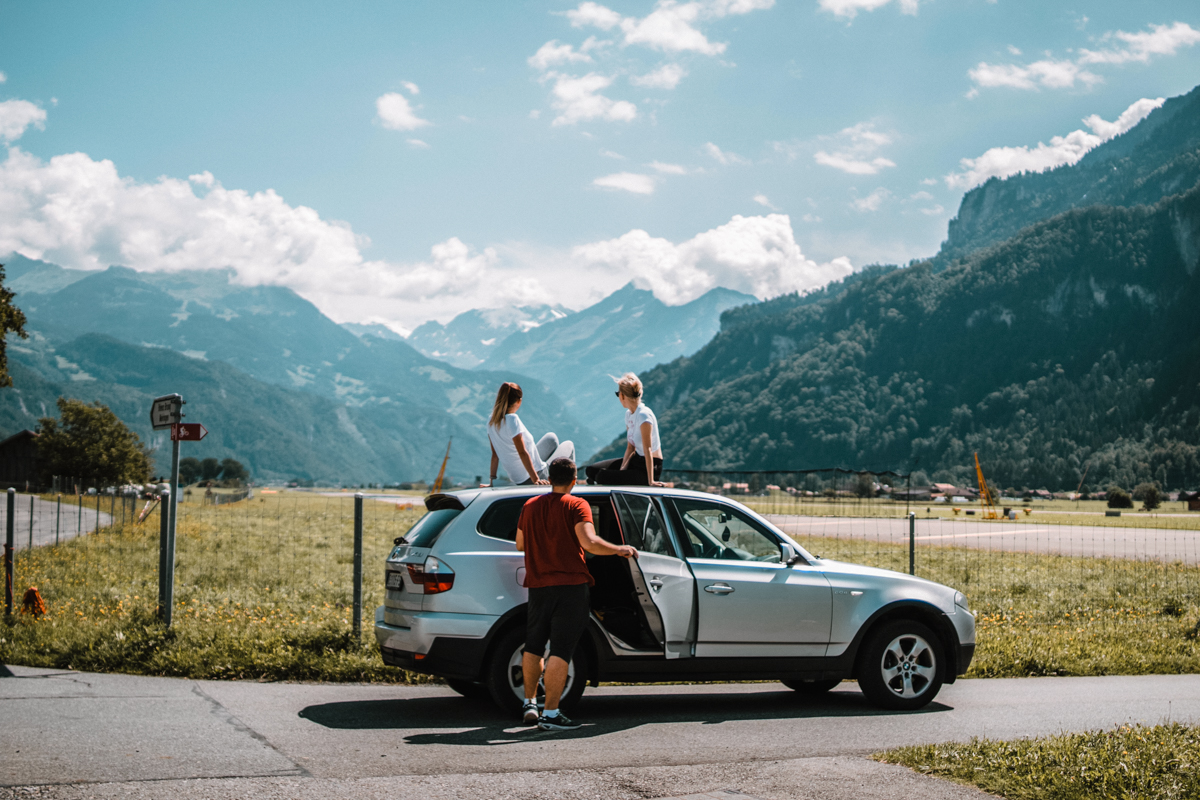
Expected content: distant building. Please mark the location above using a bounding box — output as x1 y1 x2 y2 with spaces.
1183 491 1200 512
0 430 39 490
893 486 932 501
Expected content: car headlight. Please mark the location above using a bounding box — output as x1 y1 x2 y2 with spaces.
954 591 970 612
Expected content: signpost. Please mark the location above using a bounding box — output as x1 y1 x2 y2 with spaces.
149 394 209 627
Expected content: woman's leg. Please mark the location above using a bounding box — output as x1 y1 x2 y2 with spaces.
535 432 559 463
584 458 621 483
548 439 575 465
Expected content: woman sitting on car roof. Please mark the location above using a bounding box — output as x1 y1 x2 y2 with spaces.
486 381 575 486
585 373 664 487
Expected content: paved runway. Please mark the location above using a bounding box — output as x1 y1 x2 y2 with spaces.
768 514 1200 564
0 494 114 551
3 665 1198 799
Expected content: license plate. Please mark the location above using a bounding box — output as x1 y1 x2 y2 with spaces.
386 571 405 591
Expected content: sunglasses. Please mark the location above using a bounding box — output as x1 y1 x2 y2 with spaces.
615 392 641 398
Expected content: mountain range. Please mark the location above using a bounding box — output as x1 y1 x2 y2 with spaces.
403 305 573 369
618 84 1200 491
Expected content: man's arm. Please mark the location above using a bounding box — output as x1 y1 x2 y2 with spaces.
575 520 636 558
515 527 525 552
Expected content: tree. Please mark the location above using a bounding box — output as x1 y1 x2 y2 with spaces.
1107 485 1133 509
854 473 876 498
200 458 220 481
1133 482 1161 511
219 458 249 486
36 398 153 486
0 264 28 387
179 457 202 485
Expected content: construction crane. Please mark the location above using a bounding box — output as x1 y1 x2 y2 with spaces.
974 452 999 520
431 438 452 495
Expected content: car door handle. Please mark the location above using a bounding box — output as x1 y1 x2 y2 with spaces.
704 583 734 595
649 578 664 592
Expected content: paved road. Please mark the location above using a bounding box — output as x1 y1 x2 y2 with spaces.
0 494 114 551
3 666 1198 799
769 514 1200 564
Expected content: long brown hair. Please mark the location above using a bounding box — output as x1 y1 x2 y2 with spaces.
489 382 523 429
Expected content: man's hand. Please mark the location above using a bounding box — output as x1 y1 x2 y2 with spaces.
616 545 637 559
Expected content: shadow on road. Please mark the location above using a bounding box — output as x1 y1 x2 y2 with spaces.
298 686 952 746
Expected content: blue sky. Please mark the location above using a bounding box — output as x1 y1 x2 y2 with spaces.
1 0 1198 330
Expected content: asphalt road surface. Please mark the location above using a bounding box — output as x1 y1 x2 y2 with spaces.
3 665 1198 800
768 514 1200 564
0 494 115 551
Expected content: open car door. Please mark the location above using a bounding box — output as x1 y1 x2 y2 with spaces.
614 492 697 659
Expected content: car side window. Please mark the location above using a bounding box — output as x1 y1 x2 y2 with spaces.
475 497 535 542
670 498 780 562
614 493 677 558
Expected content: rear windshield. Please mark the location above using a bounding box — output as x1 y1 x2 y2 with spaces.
403 509 461 548
476 497 535 542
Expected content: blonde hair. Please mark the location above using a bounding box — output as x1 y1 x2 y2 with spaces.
614 372 642 399
489 382 522 429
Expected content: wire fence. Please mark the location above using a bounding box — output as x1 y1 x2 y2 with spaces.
3 475 1199 678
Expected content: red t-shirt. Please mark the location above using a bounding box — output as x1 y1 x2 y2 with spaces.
518 492 594 588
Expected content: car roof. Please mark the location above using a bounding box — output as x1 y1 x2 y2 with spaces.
446 484 751 506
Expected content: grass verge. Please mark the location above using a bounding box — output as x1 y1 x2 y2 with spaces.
876 724 1200 800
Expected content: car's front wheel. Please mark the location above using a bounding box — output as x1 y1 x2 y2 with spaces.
857 619 943 710
484 627 588 715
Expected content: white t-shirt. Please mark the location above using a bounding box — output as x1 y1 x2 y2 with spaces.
626 403 661 457
488 413 545 483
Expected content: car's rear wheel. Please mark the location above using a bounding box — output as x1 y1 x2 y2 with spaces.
484 627 588 715
782 678 842 695
857 619 943 710
445 678 490 700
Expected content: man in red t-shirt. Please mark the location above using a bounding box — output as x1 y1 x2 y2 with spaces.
515 457 637 730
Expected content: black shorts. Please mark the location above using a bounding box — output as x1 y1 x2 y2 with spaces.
525 583 590 662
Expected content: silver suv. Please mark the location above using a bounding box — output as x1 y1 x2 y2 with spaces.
375 487 975 712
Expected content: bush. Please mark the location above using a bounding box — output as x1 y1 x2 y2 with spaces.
1107 485 1133 508
1133 482 1162 511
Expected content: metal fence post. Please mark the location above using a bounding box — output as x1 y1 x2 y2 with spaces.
4 488 13 616
353 493 363 641
158 488 172 625
28 494 34 550
908 511 916 576
77 493 81 534
55 494 61 545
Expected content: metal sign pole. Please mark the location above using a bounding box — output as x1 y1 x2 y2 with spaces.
158 487 170 622
4 488 13 616
165 436 181 626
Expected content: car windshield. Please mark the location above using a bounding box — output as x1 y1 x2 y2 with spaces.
403 508 461 548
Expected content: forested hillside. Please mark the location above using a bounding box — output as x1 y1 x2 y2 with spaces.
631 181 1200 491
940 85 1200 263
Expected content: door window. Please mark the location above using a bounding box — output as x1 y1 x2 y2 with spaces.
615 494 677 558
670 499 780 562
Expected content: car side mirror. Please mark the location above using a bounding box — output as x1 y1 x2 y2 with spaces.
779 542 802 566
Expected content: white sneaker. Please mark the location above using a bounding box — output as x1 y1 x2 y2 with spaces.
522 700 540 724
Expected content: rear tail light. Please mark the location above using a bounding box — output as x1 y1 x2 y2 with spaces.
407 556 455 594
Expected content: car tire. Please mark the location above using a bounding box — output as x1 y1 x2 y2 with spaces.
445 679 490 700
857 619 944 710
484 627 589 715
781 678 842 695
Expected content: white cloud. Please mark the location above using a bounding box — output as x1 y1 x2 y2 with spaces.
1007 45 1022 56
0 99 47 143
649 161 688 174
401 81 420 95
919 204 945 216
545 72 637 126
812 122 896 175
705 141 749 165
1078 21 1200 65
573 213 852 305
945 96 1164 189
406 138 430 149
0 72 6 83
375 92 430 131
631 63 687 89
601 149 626 159
567 1 624 30
851 188 889 212
818 0 918 20
528 40 594 70
565 0 773 56
593 172 656 194
968 59 1101 92
752 193 777 209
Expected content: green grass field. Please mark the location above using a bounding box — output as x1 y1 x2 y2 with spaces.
877 724 1200 800
2 492 1199 682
